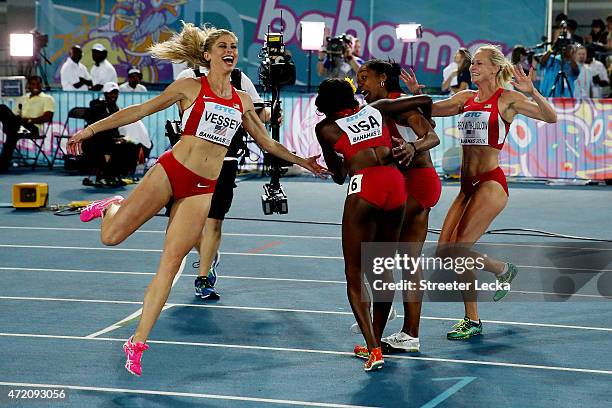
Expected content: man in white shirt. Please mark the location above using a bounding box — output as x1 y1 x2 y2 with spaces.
90 43 118 91
60 45 93 91
586 49 610 98
119 67 148 92
573 46 593 99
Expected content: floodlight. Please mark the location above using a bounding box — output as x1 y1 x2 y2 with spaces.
396 24 423 43
300 21 326 51
10 33 34 57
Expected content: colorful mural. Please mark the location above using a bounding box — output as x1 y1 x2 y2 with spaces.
277 95 612 181
39 0 547 86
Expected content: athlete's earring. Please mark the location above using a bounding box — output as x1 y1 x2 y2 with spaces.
380 80 385 88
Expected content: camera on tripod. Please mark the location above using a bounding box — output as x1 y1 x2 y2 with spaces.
258 32 296 89
325 34 350 56
552 20 574 54
258 29 295 215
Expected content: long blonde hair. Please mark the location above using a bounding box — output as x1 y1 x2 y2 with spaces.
149 22 237 69
476 44 514 89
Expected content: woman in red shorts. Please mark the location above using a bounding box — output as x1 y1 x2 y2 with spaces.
357 60 440 353
67 23 326 376
401 45 557 340
315 78 431 370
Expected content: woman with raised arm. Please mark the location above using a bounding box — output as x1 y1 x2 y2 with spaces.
314 78 431 371
401 45 557 340
67 23 326 376
356 60 440 353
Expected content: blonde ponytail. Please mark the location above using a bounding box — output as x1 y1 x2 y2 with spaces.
476 44 513 89
149 22 237 69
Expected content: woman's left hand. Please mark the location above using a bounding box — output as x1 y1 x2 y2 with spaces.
510 65 535 95
302 155 331 178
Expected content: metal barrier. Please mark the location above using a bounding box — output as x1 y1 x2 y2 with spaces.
2 91 611 180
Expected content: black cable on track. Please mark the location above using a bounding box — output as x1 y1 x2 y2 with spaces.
225 216 612 243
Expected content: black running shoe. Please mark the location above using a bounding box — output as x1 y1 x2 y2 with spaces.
194 276 220 300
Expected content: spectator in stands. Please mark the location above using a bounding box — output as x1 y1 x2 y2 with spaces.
538 44 580 97
551 13 568 43
60 45 93 91
441 48 471 94
585 19 608 45
0 76 55 171
110 120 152 180
586 47 610 97
82 82 124 186
120 67 147 92
573 46 592 98
606 15 612 50
90 43 118 92
566 20 584 45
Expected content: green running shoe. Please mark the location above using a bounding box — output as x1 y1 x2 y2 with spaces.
493 262 519 302
447 317 482 340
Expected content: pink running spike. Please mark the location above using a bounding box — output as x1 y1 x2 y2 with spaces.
123 336 149 376
80 195 124 222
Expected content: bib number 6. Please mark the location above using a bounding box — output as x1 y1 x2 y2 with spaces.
347 174 363 195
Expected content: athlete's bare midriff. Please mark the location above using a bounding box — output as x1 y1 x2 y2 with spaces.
461 145 501 176
171 135 227 180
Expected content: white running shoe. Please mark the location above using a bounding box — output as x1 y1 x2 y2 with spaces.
381 331 420 352
350 306 397 334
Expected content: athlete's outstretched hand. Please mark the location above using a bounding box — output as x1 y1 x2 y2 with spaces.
302 155 331 178
67 127 94 156
510 65 535 95
400 68 425 95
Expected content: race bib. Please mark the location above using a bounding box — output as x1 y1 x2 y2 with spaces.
194 102 242 147
347 174 363 195
335 105 383 145
457 110 490 146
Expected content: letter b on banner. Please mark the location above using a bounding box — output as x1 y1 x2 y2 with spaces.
257 0 297 43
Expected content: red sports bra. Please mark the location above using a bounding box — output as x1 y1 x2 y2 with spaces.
181 75 244 147
457 88 510 150
333 105 392 161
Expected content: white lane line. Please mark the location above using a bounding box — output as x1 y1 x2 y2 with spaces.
1 267 609 298
0 226 342 240
85 256 186 338
1 333 611 376
1 295 611 332
0 245 343 259
0 381 370 408
1 245 611 271
1 226 611 251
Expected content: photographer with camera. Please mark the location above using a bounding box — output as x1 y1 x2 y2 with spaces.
538 21 580 97
317 33 360 82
